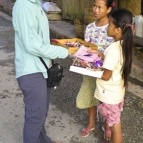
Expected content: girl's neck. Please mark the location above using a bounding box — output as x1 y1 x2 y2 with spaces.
114 33 122 42
95 17 109 27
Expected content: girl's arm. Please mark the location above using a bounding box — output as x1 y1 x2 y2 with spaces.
87 49 104 59
101 68 112 81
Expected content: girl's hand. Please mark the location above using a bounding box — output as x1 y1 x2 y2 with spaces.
87 49 104 59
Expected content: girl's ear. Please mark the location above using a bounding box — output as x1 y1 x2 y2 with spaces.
116 27 122 34
107 7 112 14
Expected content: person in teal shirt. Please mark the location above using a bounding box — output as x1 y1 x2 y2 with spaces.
12 0 69 143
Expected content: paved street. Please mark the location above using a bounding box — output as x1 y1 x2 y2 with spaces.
0 11 143 143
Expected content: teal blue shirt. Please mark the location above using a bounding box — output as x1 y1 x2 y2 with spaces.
12 0 68 78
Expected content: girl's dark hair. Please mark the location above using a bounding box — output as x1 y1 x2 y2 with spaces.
105 0 115 8
110 9 133 87
104 0 116 16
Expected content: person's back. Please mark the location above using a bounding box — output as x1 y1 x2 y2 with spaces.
12 1 68 143
13 0 67 79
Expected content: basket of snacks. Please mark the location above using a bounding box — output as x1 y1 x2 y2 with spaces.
51 38 98 54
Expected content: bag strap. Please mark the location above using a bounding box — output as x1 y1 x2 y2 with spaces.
39 57 54 71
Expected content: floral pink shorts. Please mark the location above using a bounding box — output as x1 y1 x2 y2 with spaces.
97 100 124 127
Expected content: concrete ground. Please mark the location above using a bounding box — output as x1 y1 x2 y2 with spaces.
0 11 143 143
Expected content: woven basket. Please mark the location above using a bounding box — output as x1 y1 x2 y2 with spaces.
84 8 96 25
46 13 62 21
74 24 84 39
119 0 141 16
74 19 84 39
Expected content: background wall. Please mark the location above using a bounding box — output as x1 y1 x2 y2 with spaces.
54 0 94 20
54 0 142 20
119 0 141 16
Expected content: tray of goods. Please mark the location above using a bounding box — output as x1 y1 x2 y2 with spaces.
51 38 98 54
69 45 103 78
70 58 103 78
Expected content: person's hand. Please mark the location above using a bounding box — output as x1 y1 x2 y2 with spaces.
87 49 104 59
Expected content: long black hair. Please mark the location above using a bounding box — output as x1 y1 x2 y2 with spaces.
110 9 133 86
101 0 116 15
105 0 115 8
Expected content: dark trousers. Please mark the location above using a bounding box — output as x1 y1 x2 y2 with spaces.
17 73 53 143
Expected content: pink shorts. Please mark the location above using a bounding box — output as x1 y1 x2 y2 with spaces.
97 101 124 127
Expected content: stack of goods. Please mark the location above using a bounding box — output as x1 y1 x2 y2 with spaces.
42 2 62 21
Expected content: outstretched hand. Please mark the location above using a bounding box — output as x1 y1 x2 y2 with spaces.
87 49 104 59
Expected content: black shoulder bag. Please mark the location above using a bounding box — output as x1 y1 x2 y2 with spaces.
39 57 64 88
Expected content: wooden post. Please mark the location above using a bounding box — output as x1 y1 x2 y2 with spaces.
141 0 143 15
115 0 118 9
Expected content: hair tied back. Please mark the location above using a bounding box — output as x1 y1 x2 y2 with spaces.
122 23 132 30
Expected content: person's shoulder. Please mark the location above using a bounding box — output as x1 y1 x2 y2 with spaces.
105 41 121 54
111 41 122 49
13 0 35 18
13 0 33 12
109 41 121 48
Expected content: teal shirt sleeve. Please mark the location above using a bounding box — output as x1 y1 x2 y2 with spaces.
13 7 68 59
